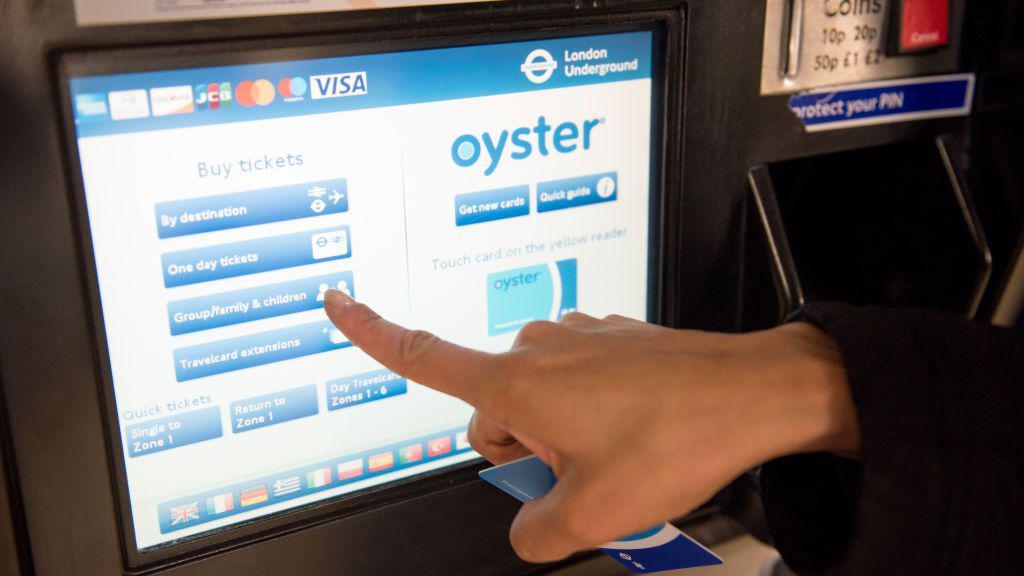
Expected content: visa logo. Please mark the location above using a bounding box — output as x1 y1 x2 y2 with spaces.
310 72 368 100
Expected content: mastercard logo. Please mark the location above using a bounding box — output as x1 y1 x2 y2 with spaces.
235 79 276 107
278 77 308 99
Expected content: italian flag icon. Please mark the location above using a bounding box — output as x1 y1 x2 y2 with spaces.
306 467 332 489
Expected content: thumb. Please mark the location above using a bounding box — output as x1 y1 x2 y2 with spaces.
508 473 600 563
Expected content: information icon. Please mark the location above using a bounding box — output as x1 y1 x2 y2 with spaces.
596 176 616 199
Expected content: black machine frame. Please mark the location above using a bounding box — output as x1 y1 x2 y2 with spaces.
35 5 685 574
4 0 992 574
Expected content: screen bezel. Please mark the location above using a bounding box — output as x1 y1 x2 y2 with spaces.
57 16 678 570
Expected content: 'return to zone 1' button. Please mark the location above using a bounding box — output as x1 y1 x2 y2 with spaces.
537 172 617 213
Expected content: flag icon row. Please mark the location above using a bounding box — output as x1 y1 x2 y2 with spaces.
157 428 473 534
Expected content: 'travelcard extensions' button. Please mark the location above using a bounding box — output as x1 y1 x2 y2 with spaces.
454 185 530 227
172 320 351 382
161 226 351 288
537 172 617 213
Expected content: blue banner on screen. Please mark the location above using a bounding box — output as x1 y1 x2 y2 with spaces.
69 32 652 137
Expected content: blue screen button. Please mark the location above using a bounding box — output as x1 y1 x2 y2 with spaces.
455 185 530 227
536 172 617 213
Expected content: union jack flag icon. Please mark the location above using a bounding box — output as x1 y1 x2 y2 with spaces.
170 502 200 525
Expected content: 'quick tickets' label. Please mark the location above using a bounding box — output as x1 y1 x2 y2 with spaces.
479 456 723 573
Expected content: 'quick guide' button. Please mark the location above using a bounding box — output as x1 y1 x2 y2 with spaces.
537 172 617 213
454 185 530 227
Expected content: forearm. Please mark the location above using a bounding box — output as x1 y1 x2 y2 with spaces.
761 303 1024 575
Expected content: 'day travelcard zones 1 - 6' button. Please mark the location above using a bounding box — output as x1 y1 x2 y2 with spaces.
479 456 723 573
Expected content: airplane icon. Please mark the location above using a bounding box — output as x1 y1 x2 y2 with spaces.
329 189 344 205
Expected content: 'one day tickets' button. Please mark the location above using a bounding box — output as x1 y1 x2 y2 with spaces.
536 172 617 213
154 179 349 239
166 271 355 335
230 385 318 433
125 406 222 458
454 185 530 227
161 226 351 288
173 320 351 382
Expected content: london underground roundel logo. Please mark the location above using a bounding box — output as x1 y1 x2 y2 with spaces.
235 79 276 107
520 49 558 84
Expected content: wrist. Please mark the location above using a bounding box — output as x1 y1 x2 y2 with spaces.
748 323 862 462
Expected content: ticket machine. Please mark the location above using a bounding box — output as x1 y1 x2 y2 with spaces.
0 1 1020 575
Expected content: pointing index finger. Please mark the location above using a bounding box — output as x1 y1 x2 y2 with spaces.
323 289 503 411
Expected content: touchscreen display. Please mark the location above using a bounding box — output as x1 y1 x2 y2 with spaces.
67 30 656 550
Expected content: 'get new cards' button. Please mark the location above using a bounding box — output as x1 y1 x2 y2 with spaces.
537 172 617 213
455 185 530 227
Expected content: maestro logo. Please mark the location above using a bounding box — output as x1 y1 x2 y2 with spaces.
278 77 308 102
520 49 558 84
235 79 276 108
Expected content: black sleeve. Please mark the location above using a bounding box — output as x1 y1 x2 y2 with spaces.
757 303 1024 576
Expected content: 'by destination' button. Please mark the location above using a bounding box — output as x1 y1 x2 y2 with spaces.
173 320 351 382
536 172 617 213
454 185 530 227
161 226 351 288
167 271 355 335
230 385 318 433
154 179 348 239
125 406 222 458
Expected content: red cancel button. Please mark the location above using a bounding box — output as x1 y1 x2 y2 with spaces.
900 0 950 51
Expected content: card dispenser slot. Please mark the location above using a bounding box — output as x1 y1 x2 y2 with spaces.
745 136 992 327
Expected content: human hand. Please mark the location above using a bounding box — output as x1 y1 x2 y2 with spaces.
323 290 860 563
